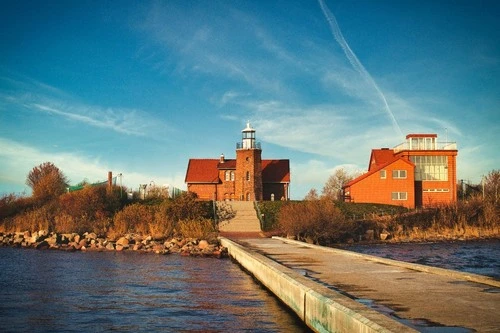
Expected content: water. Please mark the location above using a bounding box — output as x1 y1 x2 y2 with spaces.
340 240 500 279
0 248 310 332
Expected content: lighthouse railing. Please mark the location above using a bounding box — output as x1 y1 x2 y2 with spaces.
236 141 261 149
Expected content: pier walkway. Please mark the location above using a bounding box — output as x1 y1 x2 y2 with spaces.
221 236 499 332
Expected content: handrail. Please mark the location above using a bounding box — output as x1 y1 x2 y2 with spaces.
254 201 264 230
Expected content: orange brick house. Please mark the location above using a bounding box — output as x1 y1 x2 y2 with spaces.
185 122 290 201
342 134 458 209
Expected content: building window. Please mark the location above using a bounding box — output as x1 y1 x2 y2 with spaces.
410 137 436 150
410 156 448 181
392 170 407 179
230 171 235 181
392 192 407 200
225 171 231 181
246 171 250 181
423 188 450 192
380 170 386 179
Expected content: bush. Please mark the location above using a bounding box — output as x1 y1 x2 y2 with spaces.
12 204 55 233
258 200 288 231
279 199 350 244
112 203 154 236
176 218 217 241
166 192 213 222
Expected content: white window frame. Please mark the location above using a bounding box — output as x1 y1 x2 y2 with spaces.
392 170 407 179
391 192 407 200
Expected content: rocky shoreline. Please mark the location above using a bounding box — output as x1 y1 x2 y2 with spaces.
0 230 228 258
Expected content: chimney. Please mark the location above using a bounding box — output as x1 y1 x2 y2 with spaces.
108 171 113 188
220 153 225 163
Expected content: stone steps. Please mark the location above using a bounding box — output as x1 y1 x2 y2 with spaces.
217 201 261 233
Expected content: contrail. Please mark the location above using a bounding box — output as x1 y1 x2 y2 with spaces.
318 0 403 137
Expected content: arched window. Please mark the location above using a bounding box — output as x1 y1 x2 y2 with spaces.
230 171 235 181
225 171 230 181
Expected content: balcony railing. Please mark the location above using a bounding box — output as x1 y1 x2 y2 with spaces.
393 141 457 153
236 141 261 149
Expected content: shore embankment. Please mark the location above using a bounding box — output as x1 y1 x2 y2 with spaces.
0 230 228 258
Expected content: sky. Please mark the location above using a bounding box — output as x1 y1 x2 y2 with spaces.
1 0 499 199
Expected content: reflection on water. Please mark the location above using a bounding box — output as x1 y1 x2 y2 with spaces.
341 240 500 279
0 248 311 332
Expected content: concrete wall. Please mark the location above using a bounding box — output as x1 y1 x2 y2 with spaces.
219 237 417 333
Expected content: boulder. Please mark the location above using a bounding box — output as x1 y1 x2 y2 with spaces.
116 237 129 246
198 240 209 250
36 241 49 250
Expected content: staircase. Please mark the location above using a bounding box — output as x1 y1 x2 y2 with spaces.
217 201 262 233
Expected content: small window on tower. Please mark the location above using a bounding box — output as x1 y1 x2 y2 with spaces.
380 170 386 179
246 171 250 181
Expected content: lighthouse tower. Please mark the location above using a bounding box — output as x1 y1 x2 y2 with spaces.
235 122 263 201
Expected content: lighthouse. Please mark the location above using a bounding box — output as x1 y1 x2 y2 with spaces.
235 122 263 201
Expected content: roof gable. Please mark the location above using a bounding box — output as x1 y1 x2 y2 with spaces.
369 149 396 171
345 157 414 188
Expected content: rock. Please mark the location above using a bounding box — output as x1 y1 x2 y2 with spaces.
86 232 97 240
116 237 129 246
106 242 115 251
74 234 81 243
380 233 389 241
36 241 49 250
198 240 209 250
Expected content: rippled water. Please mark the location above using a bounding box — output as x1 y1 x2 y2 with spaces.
341 240 500 279
0 248 310 332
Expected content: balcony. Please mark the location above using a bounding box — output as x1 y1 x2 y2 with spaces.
236 141 261 150
393 141 457 153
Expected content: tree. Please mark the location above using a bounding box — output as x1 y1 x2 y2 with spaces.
304 188 319 200
26 162 68 201
483 169 500 204
322 168 359 200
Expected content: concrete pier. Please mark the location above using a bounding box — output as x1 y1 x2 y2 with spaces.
220 237 500 333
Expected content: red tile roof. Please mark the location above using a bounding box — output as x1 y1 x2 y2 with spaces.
262 160 290 183
185 158 290 183
369 149 397 170
184 159 220 183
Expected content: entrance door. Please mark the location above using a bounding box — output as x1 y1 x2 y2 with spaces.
414 181 423 208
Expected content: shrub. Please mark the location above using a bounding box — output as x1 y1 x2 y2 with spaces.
176 218 217 241
112 203 154 236
12 205 55 233
166 192 213 222
258 200 287 231
279 199 350 244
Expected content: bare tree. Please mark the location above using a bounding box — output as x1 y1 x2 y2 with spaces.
26 162 68 201
321 168 360 200
484 169 500 204
304 188 319 200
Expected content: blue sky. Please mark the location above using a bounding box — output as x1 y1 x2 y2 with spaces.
1 0 499 199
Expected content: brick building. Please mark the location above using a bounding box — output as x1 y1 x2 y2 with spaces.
342 134 458 208
185 122 290 201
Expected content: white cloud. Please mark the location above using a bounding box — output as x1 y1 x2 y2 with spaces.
0 138 185 195
0 84 175 139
